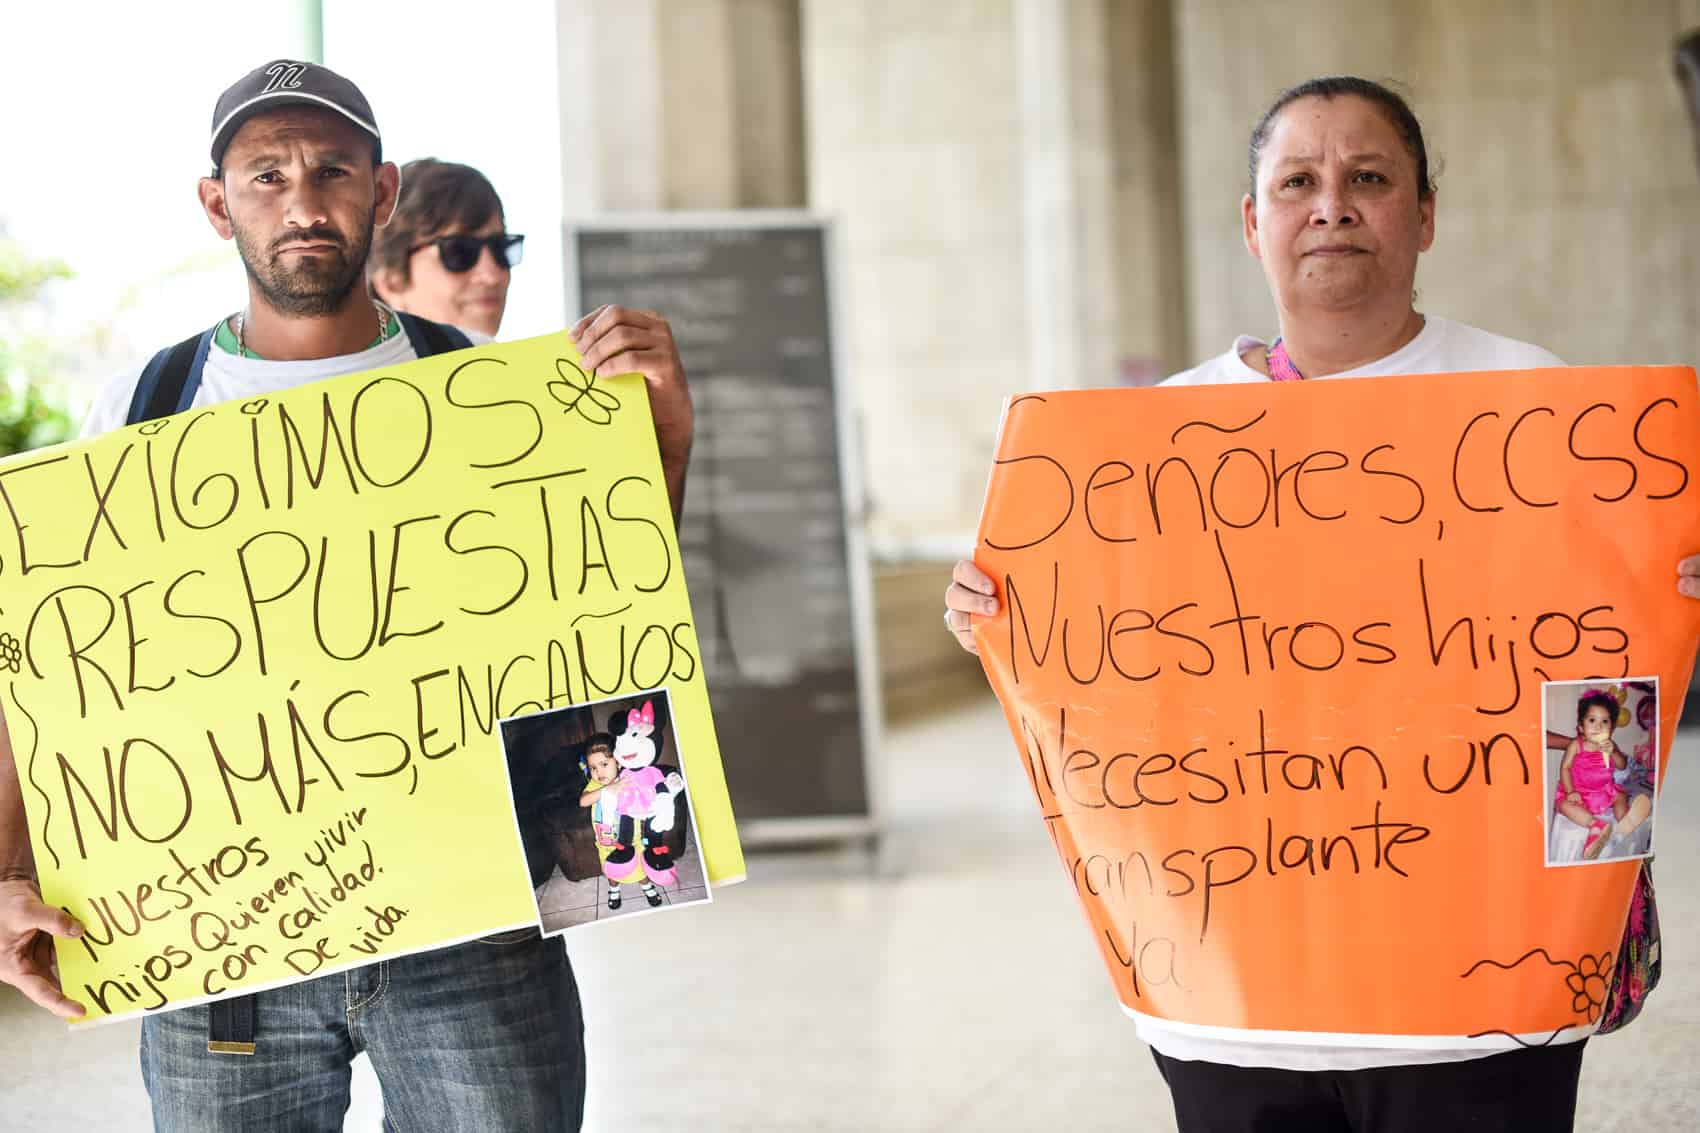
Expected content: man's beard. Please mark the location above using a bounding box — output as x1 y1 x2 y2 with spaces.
232 209 374 318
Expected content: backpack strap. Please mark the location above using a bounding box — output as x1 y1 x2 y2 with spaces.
126 326 218 426
396 311 473 358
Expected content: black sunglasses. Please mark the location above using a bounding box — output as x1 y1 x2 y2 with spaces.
410 233 525 273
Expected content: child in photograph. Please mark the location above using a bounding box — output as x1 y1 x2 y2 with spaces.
579 733 664 910
1554 689 1629 859
1615 692 1658 836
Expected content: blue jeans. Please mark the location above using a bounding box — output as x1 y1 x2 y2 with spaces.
140 929 584 1132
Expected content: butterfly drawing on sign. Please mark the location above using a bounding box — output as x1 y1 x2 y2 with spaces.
548 357 622 425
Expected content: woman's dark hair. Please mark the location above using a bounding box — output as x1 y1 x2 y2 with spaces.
369 158 505 290
1247 76 1435 201
1577 691 1620 728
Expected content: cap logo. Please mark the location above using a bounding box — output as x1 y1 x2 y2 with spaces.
262 62 307 94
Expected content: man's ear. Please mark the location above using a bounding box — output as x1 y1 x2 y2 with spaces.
199 176 235 241
374 161 401 228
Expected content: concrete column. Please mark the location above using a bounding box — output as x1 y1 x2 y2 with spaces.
1014 0 1095 395
556 0 804 213
1019 0 1189 389
803 0 1029 552
1107 0 1189 381
728 0 809 207
805 0 1188 549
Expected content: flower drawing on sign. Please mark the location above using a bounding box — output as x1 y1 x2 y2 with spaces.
1565 952 1611 1020
0 633 19 674
548 358 621 426
1459 945 1616 1041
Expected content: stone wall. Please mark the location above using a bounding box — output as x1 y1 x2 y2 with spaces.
800 0 1700 552
1176 0 1700 369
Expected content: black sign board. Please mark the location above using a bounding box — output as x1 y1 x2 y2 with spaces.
569 218 878 837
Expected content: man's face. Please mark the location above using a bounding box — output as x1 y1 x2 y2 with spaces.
200 107 396 317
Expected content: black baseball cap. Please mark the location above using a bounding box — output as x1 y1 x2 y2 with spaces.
210 59 381 172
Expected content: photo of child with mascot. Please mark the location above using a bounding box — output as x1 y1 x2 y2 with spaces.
1542 678 1659 866
498 688 711 932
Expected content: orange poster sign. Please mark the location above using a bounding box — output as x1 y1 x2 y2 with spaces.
972 366 1700 1048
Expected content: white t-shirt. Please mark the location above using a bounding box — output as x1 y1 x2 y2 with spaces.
1138 314 1573 1071
1162 313 1564 388
82 321 493 438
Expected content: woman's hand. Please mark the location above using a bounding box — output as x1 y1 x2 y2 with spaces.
1679 555 1700 598
944 559 999 656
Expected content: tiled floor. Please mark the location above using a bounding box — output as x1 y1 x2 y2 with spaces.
534 830 711 932
4 694 1698 1131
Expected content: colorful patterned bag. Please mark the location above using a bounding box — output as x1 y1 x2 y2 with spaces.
1597 860 1661 1034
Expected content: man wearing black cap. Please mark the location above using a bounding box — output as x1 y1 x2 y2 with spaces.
0 59 693 1132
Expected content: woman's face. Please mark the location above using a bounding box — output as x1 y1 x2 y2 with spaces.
380 214 511 336
586 747 620 785
1242 95 1435 319
1581 704 1613 744
1638 697 1656 734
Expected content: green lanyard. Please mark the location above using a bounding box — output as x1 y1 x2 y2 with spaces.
215 307 399 358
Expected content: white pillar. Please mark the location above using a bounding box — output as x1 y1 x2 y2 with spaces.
1015 0 1093 393
556 0 803 213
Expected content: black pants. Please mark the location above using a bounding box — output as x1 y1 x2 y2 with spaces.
1151 1042 1585 1133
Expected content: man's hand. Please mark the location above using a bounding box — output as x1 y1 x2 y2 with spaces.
571 306 694 523
944 559 999 656
0 878 86 1019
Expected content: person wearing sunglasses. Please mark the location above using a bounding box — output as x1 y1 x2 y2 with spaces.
369 157 522 336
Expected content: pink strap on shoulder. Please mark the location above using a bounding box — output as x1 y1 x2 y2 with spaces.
1267 339 1304 382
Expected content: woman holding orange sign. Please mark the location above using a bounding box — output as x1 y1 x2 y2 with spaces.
945 75 1689 1132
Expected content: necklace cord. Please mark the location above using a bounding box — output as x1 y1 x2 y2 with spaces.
234 300 390 359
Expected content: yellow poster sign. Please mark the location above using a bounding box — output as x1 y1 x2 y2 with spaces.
0 333 743 1022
